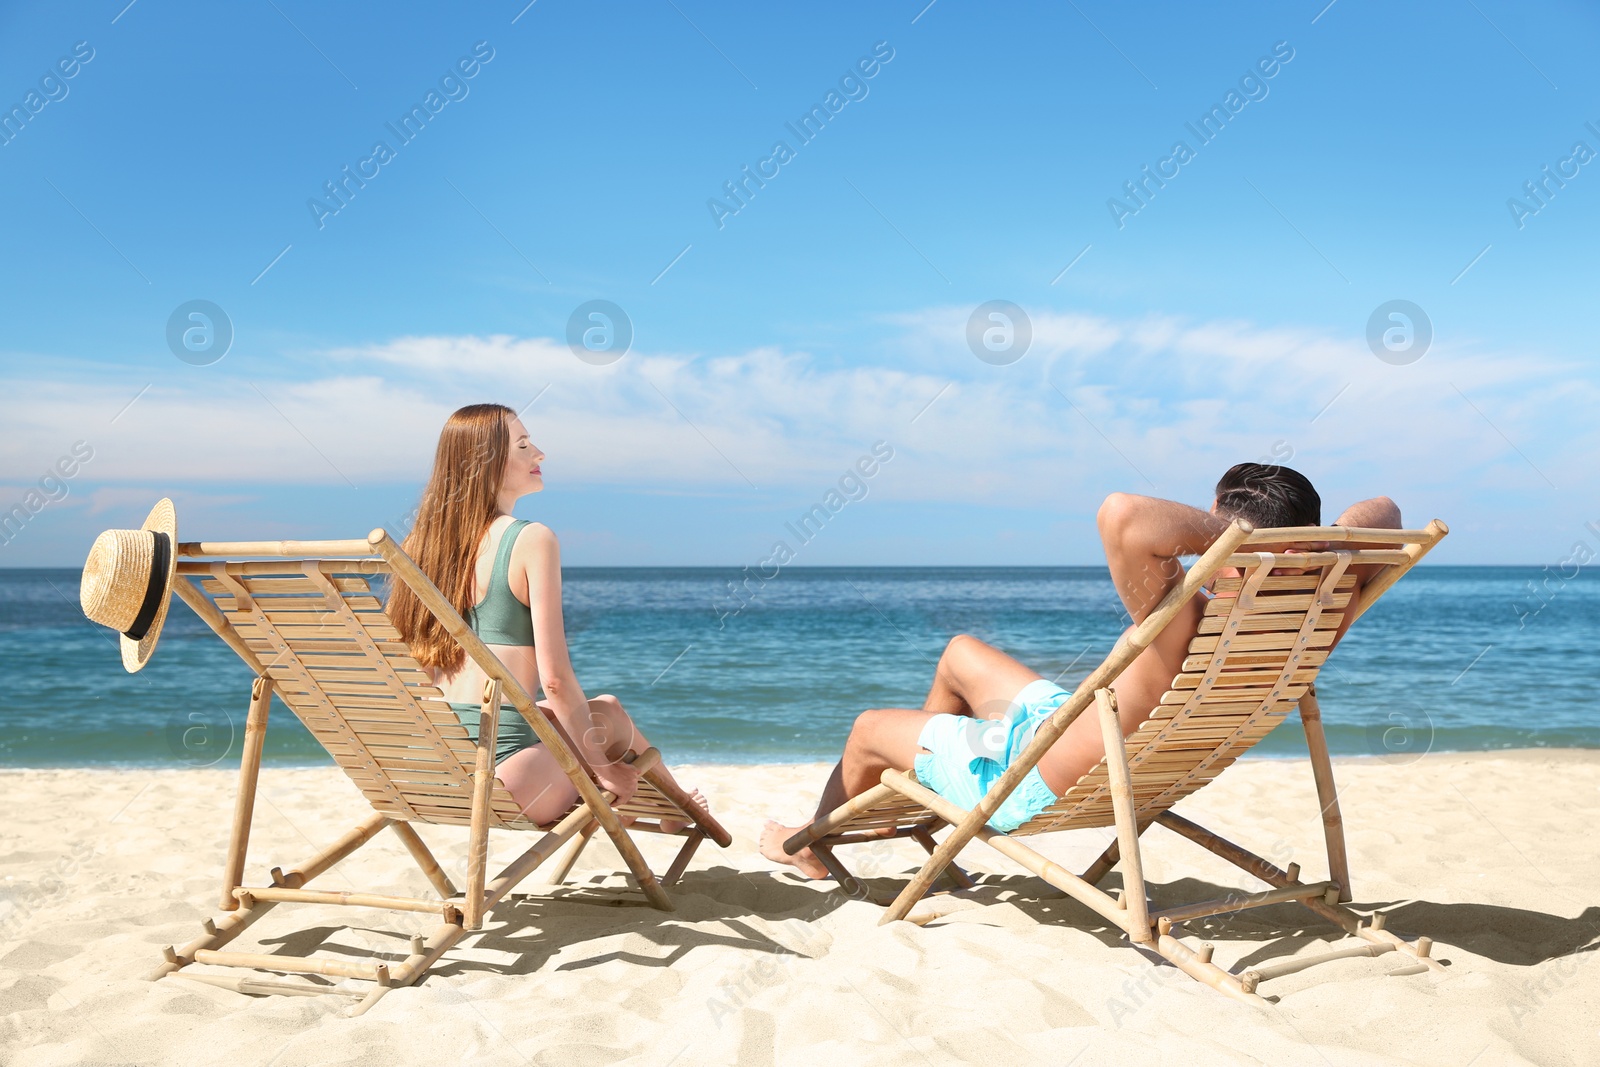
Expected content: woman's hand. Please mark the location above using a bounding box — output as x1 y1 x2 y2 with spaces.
593 759 640 807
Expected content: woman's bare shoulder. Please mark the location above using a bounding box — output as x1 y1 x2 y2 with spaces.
512 521 558 558
507 522 558 606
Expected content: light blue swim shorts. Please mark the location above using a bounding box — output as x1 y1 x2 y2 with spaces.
913 678 1069 833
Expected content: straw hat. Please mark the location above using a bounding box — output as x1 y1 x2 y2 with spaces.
80 498 178 673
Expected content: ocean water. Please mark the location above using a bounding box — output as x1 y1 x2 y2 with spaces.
1 566 1595 768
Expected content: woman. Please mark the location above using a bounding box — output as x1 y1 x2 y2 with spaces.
389 402 702 826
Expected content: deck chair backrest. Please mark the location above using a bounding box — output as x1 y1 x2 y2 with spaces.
1014 524 1445 836
184 557 538 830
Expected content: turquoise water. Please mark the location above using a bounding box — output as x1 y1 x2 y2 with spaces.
1 567 1594 768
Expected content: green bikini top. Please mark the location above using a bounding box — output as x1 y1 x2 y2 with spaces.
466 519 535 647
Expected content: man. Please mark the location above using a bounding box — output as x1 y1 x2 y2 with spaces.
760 463 1401 879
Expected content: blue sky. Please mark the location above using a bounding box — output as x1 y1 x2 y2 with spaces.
1 0 1596 566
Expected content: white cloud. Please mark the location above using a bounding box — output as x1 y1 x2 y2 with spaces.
2 310 1592 529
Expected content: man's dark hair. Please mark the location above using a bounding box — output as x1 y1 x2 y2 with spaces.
1214 463 1321 529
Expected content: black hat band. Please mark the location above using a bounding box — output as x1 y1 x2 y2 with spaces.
122 531 171 642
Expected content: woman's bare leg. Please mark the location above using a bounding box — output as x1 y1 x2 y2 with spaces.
496 695 706 829
494 743 579 825
578 694 705 831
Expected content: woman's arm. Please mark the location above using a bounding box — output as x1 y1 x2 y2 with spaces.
519 523 639 800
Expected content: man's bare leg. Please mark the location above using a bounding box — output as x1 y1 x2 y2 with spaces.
760 707 937 878
924 634 1046 719
762 635 1048 879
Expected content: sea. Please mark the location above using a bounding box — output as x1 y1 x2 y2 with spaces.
1 566 1595 769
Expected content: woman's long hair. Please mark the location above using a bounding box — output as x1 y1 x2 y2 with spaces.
389 403 515 673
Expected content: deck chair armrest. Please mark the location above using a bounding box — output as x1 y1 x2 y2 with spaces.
638 764 734 847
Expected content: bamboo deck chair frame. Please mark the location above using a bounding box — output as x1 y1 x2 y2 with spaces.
146 528 732 1015
784 519 1450 1003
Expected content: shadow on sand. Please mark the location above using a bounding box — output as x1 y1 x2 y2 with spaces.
248 864 1600 987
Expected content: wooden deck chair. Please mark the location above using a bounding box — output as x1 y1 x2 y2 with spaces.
784 519 1449 1003
146 529 732 1015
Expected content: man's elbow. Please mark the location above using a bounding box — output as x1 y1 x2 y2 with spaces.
1097 493 1136 541
1371 496 1402 528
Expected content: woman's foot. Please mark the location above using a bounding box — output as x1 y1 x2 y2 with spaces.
759 820 830 880
660 787 708 834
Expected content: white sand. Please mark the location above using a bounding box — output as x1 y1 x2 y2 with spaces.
2 752 1597 1066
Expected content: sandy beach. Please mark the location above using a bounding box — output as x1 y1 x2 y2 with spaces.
2 750 1596 1066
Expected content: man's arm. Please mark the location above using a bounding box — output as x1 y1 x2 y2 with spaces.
1097 492 1231 624
1328 496 1403 645
1333 496 1401 531
1039 492 1235 794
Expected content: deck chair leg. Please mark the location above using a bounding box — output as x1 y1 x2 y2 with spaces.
1080 816 1156 887
389 918 470 997
388 821 456 899
810 843 874 901
219 676 273 912
596 816 673 911
1098 689 1153 943
1154 932 1267 1005
662 829 705 887
584 768 674 912
464 681 501 930
1299 688 1352 902
151 813 392 982
542 820 599 885
346 972 394 1018
1156 810 1446 973
911 827 975 890
1080 836 1120 887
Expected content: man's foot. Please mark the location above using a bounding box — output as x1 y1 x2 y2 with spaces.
660 787 708 834
759 819 830 880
